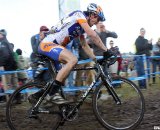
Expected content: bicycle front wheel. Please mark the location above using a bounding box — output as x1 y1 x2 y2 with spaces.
6 82 62 130
92 77 145 130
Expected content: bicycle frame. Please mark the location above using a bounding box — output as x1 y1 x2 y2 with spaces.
6 55 145 130
63 62 122 118
30 58 121 116
77 64 121 103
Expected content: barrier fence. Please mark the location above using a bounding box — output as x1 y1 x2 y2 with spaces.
0 55 160 97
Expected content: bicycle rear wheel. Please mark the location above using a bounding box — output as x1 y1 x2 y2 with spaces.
6 82 62 130
92 77 145 130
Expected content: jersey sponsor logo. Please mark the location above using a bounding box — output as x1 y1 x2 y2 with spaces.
40 42 65 52
40 42 56 52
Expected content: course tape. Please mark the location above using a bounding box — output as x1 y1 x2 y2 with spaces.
0 74 156 95
0 68 48 75
0 57 102 75
0 55 160 95
0 78 141 94
0 55 160 75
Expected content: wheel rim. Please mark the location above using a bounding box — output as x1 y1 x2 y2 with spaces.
93 77 145 130
6 83 62 130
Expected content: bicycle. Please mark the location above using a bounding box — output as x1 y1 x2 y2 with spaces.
6 54 145 130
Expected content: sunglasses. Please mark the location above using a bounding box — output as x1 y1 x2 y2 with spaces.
93 13 98 18
93 13 100 20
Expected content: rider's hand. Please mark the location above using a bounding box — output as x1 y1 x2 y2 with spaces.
103 50 114 59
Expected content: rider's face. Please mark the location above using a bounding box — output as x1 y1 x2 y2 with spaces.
88 13 99 26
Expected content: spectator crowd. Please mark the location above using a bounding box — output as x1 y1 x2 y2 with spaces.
0 24 160 103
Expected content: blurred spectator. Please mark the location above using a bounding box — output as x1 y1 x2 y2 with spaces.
30 26 49 62
10 43 19 64
30 26 52 82
0 29 17 71
75 38 96 86
16 49 28 84
0 29 18 91
66 38 79 86
75 22 118 86
0 80 6 102
88 22 118 77
109 40 122 76
134 28 153 89
7 43 19 89
121 58 129 77
89 22 118 56
151 37 160 83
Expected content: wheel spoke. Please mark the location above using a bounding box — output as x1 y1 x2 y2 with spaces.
6 82 62 130
93 77 145 130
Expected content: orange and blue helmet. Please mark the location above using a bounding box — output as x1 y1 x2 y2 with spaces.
87 3 106 22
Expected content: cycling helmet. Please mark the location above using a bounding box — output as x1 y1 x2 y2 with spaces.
87 3 106 22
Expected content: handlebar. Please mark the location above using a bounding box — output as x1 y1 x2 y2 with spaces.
96 52 117 67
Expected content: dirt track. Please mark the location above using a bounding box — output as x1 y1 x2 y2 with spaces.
0 83 160 130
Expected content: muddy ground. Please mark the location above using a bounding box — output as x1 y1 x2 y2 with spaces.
0 82 160 130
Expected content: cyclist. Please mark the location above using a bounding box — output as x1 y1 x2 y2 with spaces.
28 3 113 104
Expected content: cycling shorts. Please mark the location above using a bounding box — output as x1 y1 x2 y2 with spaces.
38 42 65 70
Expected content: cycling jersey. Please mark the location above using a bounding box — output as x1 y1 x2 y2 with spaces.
42 10 87 46
38 10 87 70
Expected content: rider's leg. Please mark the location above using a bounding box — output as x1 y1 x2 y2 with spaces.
49 48 78 95
28 43 77 104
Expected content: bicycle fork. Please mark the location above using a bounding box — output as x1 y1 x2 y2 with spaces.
101 75 121 105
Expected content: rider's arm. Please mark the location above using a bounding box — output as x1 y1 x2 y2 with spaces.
79 35 96 60
80 22 108 52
